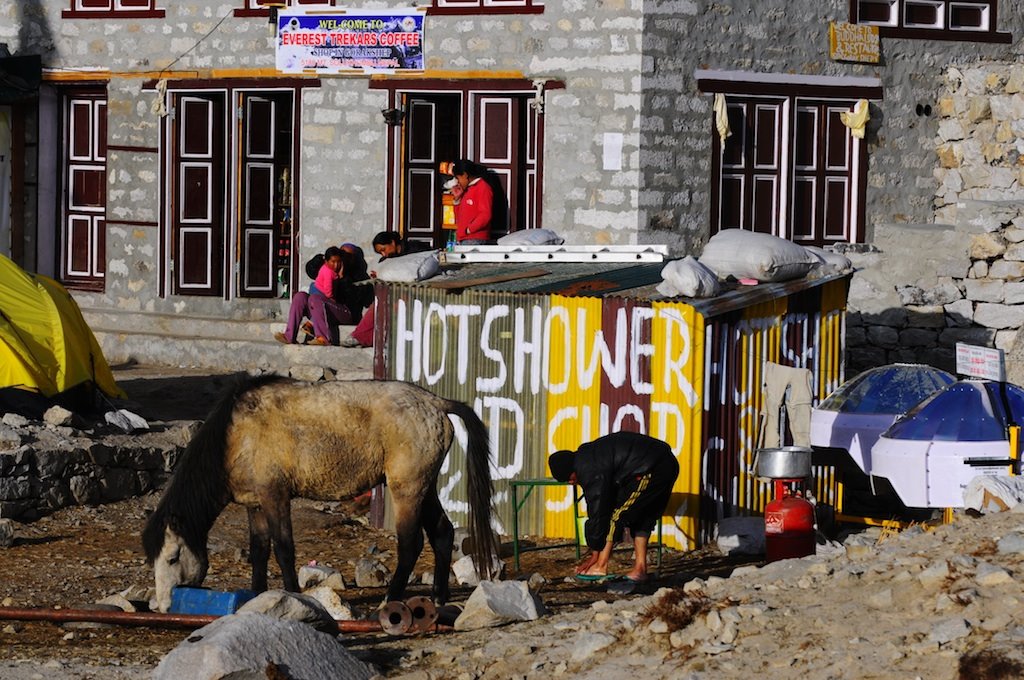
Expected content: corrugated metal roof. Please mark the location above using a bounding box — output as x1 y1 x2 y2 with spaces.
404 261 850 316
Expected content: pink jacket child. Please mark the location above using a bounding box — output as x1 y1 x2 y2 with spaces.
275 247 346 346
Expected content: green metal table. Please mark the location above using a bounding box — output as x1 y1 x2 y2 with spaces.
509 478 581 571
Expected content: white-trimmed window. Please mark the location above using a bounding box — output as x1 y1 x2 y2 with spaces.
60 88 107 289
430 0 544 14
698 71 883 246
851 0 1008 41
63 0 164 18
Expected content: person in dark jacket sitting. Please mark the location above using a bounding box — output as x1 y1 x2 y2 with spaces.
548 432 679 583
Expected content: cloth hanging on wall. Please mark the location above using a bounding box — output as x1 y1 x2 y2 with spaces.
760 361 813 449
713 93 731 145
839 98 870 139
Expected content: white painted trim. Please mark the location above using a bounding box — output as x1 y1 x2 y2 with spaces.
179 161 213 224
65 215 92 277
245 162 275 224
244 228 275 292
178 226 213 289
67 164 104 212
694 69 882 91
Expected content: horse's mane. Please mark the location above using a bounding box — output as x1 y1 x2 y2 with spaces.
142 373 289 564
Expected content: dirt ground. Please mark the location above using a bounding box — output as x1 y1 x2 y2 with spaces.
0 366 757 677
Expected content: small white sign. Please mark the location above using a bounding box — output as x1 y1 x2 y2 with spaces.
602 132 623 171
956 342 1006 381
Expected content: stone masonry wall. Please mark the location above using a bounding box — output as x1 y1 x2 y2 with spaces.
0 414 188 521
845 62 1024 377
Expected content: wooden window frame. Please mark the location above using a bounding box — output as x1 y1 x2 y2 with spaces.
62 0 165 19
849 0 1011 42
234 0 338 18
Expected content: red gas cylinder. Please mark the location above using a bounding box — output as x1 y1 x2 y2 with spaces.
764 480 816 562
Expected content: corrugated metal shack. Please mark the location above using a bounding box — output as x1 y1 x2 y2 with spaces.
372 259 850 550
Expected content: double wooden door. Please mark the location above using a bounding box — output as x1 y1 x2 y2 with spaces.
168 89 294 297
400 91 540 246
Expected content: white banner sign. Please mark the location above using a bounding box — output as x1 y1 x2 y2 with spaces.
276 9 424 74
956 342 1006 382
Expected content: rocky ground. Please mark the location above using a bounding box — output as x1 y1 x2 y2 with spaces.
0 366 1021 679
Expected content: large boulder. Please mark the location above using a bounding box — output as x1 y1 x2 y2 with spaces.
153 613 376 680
236 590 338 634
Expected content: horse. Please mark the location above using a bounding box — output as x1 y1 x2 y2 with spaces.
141 375 496 612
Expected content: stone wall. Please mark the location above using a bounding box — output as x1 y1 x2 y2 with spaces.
0 414 187 521
843 61 1024 377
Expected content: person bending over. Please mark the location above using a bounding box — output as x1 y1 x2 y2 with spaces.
548 431 679 583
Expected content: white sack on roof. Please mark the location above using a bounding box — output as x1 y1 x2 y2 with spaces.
656 256 721 298
374 250 440 282
804 245 853 279
699 229 818 283
497 228 565 246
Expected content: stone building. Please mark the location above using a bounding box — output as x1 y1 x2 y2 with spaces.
1 0 1022 376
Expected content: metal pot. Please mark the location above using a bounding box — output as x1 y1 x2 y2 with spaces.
755 446 812 479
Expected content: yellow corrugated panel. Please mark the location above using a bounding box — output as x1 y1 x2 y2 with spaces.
542 295 604 540
650 301 704 550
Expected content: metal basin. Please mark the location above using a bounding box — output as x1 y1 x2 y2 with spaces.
755 446 812 479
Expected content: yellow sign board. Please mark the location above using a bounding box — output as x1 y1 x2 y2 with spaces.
829 22 880 64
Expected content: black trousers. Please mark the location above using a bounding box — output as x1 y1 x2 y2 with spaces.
606 455 680 544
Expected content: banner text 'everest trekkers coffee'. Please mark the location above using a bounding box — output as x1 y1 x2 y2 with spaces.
276 9 424 74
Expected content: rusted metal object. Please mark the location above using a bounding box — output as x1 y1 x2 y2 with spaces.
377 600 412 635
0 607 388 634
404 596 437 633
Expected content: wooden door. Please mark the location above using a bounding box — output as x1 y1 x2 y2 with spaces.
239 92 293 297
792 100 857 245
171 93 226 296
62 90 106 287
403 94 461 248
471 94 525 239
713 97 785 236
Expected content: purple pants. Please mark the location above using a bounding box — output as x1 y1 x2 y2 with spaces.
283 291 352 344
307 293 353 344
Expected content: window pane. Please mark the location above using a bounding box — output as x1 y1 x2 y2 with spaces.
792 178 815 239
950 3 987 29
905 1 943 27
794 108 817 170
722 104 746 168
117 0 152 7
719 176 743 229
858 0 896 24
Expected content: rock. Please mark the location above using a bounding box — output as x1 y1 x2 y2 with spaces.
302 586 356 621
153 613 375 680
354 557 391 588
2 414 29 428
975 563 1012 587
452 554 505 587
95 593 135 612
569 632 616 663
930 618 970 645
299 564 345 591
43 406 75 428
453 580 548 631
236 590 338 635
997 532 1024 554
918 562 950 590
715 516 765 555
103 409 149 434
0 519 15 547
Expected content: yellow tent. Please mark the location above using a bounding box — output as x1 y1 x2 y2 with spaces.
0 254 124 402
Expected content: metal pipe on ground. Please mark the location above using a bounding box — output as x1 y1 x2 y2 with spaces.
0 607 387 633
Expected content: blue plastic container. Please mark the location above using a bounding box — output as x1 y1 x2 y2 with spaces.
168 587 257 616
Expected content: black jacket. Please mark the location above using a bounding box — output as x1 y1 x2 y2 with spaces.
574 432 673 551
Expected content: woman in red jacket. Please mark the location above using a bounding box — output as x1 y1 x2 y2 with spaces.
451 159 495 244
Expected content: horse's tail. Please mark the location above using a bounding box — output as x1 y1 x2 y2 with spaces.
446 399 498 578
142 373 288 564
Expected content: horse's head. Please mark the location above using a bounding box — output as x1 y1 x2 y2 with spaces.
143 514 208 613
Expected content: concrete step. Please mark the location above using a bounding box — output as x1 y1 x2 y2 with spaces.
81 308 374 379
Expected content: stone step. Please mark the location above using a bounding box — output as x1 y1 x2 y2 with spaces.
81 308 373 379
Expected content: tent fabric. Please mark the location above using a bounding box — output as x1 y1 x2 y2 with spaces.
816 363 955 415
0 254 124 401
883 380 1024 442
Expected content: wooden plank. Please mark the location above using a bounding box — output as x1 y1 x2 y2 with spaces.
429 268 549 290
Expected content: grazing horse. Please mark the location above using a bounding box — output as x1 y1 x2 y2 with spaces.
141 375 496 612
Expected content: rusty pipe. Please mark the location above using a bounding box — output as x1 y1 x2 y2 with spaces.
0 607 386 633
